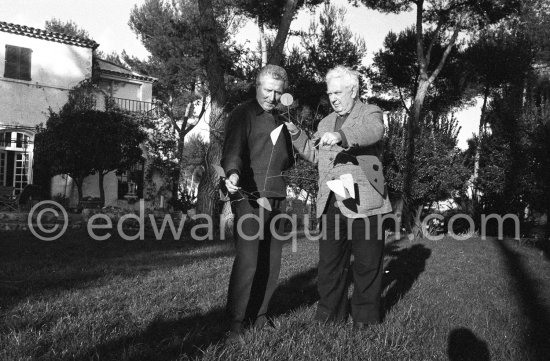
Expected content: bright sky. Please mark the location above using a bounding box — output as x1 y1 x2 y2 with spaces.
0 0 150 59
0 0 478 148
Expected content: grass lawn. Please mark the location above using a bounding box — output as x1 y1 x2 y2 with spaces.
1 230 549 361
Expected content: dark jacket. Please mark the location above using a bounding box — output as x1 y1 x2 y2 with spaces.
222 99 293 198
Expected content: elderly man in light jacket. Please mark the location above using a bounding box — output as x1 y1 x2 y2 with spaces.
286 65 392 329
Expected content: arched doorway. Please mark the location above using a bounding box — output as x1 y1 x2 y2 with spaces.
0 127 34 194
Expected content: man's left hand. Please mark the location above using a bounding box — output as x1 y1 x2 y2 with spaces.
320 132 342 147
284 122 300 136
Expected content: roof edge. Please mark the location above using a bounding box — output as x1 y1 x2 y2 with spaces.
99 68 157 83
0 21 99 49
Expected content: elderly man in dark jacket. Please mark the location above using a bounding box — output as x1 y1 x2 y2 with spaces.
286 65 392 329
221 64 293 341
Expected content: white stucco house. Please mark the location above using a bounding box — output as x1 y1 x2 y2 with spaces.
0 21 157 208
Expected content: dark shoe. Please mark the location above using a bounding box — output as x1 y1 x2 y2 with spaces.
313 310 331 325
253 315 273 330
352 321 370 331
224 322 245 346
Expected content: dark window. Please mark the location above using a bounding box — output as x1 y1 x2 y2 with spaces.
16 132 29 148
0 132 11 147
4 45 32 81
117 161 144 200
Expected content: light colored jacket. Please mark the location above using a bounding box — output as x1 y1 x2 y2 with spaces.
292 101 392 218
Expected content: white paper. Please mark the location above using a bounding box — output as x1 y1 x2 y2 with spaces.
339 173 355 199
327 179 347 199
270 124 283 145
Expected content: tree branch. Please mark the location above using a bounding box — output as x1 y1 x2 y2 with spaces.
446 0 470 14
416 0 428 78
429 20 461 83
196 94 208 120
163 101 181 132
168 114 181 133
183 95 209 137
426 19 444 67
398 86 411 114
268 0 298 66
180 101 195 134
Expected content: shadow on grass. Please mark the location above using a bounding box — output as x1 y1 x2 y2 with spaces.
78 267 319 361
447 327 490 361
381 243 431 318
535 239 549 261
78 307 228 361
0 230 225 264
0 230 234 310
269 268 318 317
269 239 432 322
493 238 550 361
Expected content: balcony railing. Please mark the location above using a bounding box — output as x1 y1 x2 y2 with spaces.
112 97 160 117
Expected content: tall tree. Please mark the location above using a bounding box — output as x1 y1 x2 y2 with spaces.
354 0 521 233
36 110 146 206
35 81 148 205
129 0 230 206
384 112 470 236
196 0 230 220
88 112 148 206
234 0 323 66
34 81 99 203
369 26 481 231
464 27 533 207
371 27 474 117
44 18 92 40
525 100 550 241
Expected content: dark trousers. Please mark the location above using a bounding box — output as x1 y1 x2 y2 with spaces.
316 197 385 324
226 197 285 325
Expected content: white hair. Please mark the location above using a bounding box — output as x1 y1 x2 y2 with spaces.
325 65 360 92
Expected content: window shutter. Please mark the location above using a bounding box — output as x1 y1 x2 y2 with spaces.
20 48 32 81
4 45 32 81
4 45 19 79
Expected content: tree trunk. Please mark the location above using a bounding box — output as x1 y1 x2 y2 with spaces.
197 0 229 229
413 204 424 240
401 0 459 239
473 86 490 206
98 172 105 206
401 79 429 230
258 17 267 67
74 176 84 207
174 128 186 201
503 83 525 217
268 0 298 66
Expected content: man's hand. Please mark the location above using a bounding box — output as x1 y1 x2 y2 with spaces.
320 132 342 147
285 122 300 136
225 173 240 194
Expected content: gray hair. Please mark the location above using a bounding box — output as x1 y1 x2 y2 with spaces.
326 65 360 92
256 64 288 89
